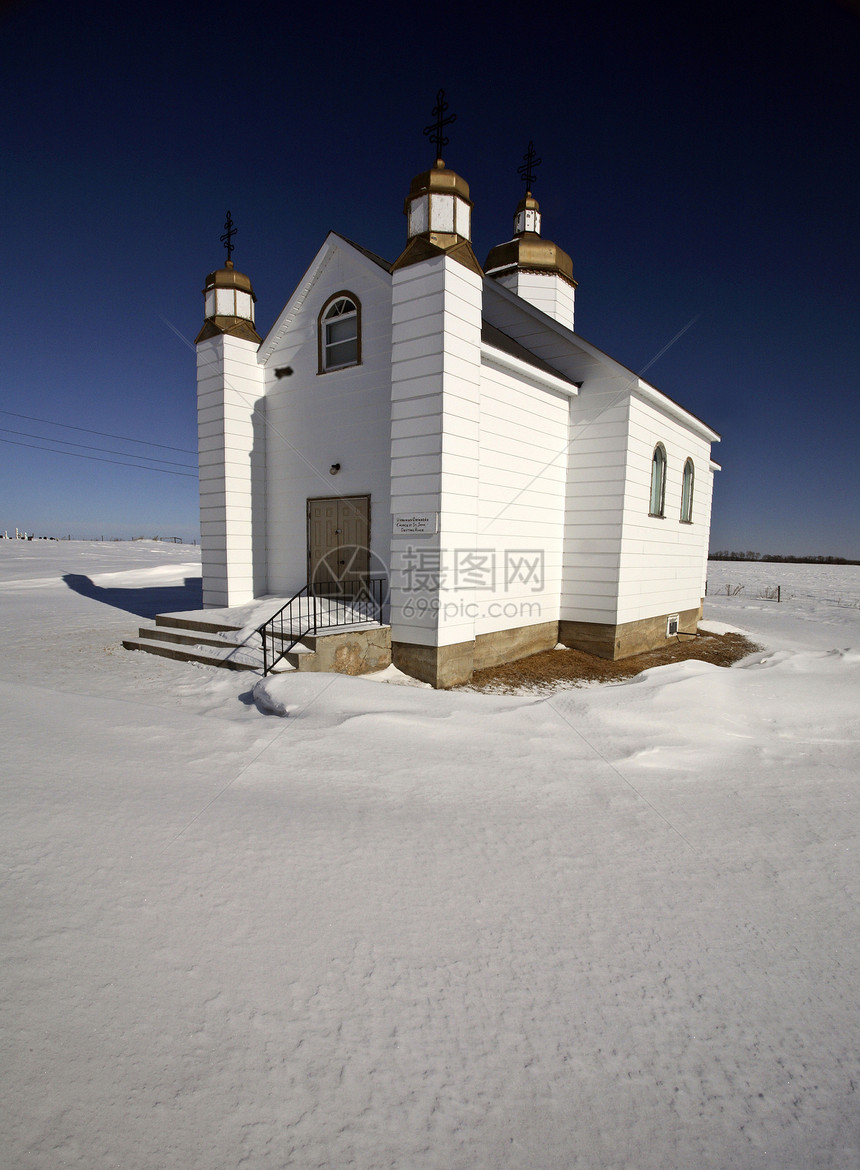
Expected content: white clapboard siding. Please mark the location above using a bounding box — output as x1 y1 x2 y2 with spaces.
262 240 393 595
390 254 483 649
474 360 568 637
492 270 576 331
197 334 266 607
614 395 714 622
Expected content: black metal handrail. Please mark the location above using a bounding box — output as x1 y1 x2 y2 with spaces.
257 576 387 675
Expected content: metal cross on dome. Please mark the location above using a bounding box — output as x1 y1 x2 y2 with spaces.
517 141 542 192
423 89 456 162
220 211 237 262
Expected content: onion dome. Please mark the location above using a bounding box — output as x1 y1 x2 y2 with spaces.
485 192 575 289
195 213 262 344
195 260 261 344
392 92 482 275
392 158 483 276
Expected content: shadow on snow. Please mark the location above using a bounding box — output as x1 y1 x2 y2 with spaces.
62 574 203 619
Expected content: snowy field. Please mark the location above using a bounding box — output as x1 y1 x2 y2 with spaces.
1 542 858 1170
706 561 860 610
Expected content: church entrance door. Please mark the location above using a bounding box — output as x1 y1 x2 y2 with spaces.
307 496 370 590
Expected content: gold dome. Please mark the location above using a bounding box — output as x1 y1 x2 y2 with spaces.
405 158 471 208
485 235 576 286
485 192 576 287
195 260 261 345
394 157 481 275
202 259 256 297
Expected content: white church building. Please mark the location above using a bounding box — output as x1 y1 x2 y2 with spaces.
195 120 720 688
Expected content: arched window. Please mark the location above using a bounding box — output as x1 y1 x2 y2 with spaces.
649 444 666 517
319 292 360 372
680 458 695 523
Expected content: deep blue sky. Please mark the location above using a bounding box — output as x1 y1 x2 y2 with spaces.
1 0 858 555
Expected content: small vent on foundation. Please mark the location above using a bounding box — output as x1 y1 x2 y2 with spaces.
666 615 679 637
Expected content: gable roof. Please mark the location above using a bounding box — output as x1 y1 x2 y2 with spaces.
258 232 391 363
482 276 720 442
254 229 719 442
334 234 392 273
481 321 579 389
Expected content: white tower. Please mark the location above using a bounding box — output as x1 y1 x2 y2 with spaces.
484 144 577 330
195 214 265 608
388 94 484 686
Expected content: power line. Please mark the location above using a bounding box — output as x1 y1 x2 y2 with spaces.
0 427 196 469
0 436 198 478
0 408 196 455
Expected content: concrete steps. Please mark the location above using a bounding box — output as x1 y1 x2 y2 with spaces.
123 611 392 676
122 614 266 672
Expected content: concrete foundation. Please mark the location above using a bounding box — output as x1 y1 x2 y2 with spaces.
473 621 560 671
294 606 705 686
559 604 703 661
391 639 475 688
393 621 560 687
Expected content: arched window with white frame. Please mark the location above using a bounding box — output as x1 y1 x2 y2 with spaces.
680 458 695 523
649 444 667 517
318 292 360 372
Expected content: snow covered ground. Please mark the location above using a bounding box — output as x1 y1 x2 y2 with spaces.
2 542 858 1169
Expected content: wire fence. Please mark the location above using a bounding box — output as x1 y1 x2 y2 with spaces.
0 534 197 543
705 580 860 608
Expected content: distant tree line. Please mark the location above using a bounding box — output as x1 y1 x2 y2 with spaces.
710 551 858 565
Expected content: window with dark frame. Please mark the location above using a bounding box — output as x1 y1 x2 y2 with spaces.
319 294 360 372
649 444 667 517
680 458 695 523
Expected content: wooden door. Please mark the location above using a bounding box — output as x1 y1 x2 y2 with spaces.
308 496 369 589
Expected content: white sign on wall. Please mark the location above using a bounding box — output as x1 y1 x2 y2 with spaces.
393 513 438 537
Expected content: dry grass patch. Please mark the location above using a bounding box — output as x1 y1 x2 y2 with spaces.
463 631 761 694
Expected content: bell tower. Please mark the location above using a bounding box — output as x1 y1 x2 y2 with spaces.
392 90 482 277
195 212 265 607
389 93 484 686
195 211 261 345
484 143 577 330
